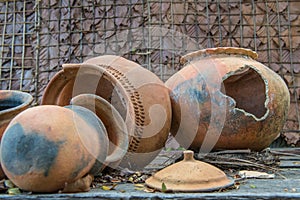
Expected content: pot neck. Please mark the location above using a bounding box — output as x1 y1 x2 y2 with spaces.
180 47 258 64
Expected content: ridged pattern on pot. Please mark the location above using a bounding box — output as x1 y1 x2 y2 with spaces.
95 64 145 153
41 55 172 170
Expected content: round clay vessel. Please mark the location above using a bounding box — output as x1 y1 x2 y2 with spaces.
42 55 172 170
70 94 129 173
165 47 290 151
145 150 233 192
0 90 33 139
0 90 33 179
0 105 108 192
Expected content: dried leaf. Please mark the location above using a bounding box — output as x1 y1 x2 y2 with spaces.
144 187 155 193
8 188 21 195
101 183 117 191
134 187 144 191
283 132 300 146
134 184 144 188
234 182 240 190
4 180 15 188
250 184 256 189
290 2 300 14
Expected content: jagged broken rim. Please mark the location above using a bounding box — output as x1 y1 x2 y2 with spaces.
180 47 258 64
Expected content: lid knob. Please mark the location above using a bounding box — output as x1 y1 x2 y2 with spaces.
183 150 195 161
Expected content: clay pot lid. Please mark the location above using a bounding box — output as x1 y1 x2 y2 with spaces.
145 150 234 192
180 47 258 64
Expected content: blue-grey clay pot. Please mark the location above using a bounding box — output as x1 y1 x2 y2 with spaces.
0 90 33 179
0 105 107 192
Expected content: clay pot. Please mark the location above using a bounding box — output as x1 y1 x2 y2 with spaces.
70 94 129 173
165 47 290 151
0 90 33 180
0 90 33 139
0 105 108 192
145 150 233 192
42 55 172 169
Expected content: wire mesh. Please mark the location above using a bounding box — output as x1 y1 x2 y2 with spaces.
0 0 37 102
0 0 299 146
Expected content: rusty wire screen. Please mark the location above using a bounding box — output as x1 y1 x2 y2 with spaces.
0 0 299 146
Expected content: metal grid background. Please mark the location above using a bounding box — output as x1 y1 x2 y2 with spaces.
0 0 299 146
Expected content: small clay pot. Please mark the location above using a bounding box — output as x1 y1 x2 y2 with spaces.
0 90 33 139
70 94 129 173
42 55 172 169
166 47 290 151
0 90 33 179
0 105 108 192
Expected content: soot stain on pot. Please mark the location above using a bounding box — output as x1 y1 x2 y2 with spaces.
70 150 93 179
172 75 209 105
1 123 62 177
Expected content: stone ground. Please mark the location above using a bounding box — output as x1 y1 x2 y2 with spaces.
0 148 300 199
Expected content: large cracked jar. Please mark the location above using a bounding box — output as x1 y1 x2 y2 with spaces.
165 47 290 151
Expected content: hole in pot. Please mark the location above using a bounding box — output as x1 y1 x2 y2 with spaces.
223 67 268 119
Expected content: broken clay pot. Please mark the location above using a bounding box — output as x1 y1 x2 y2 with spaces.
165 47 290 151
145 150 234 192
70 94 129 174
0 105 108 192
42 55 172 170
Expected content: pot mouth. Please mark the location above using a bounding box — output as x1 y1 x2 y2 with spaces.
0 90 33 115
180 47 258 64
222 65 270 121
42 63 136 133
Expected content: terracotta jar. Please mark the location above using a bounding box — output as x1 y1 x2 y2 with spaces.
42 55 172 169
0 90 33 179
0 90 33 139
0 105 109 192
165 47 290 151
